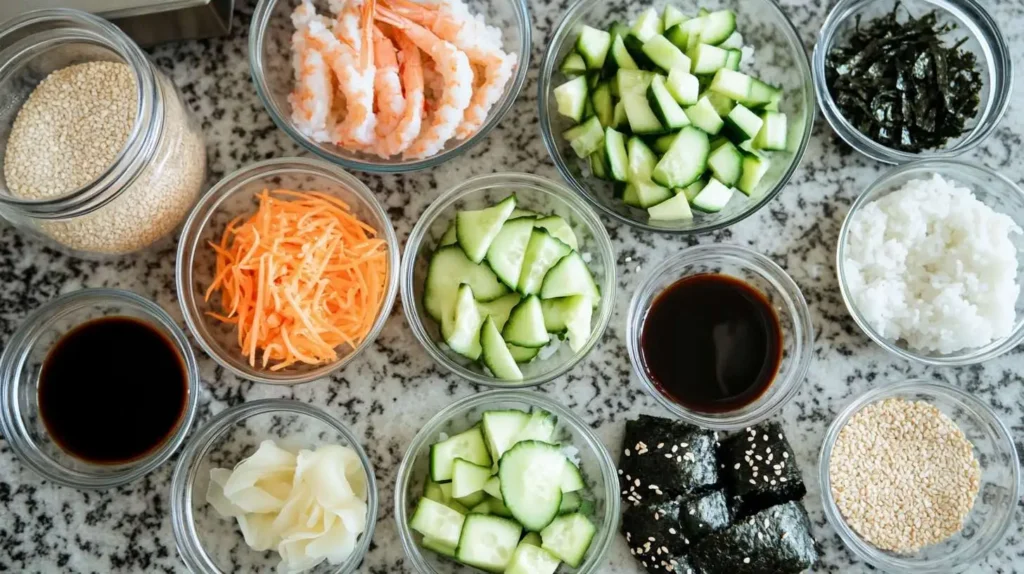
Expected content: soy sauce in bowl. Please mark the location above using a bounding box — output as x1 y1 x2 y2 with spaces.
640 274 783 413
38 316 189 464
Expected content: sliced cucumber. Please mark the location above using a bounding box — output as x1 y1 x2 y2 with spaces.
700 10 736 44
422 535 458 558
455 514 522 572
647 191 694 221
591 82 614 128
616 68 655 96
611 99 628 129
680 178 707 202
647 74 690 130
454 490 487 509
621 91 664 135
691 177 734 212
517 230 571 295
635 181 674 208
541 513 596 568
753 111 787 151
429 425 491 481
538 294 593 351
424 246 508 322
554 76 588 122
575 25 611 69
609 35 638 70
709 68 752 101
719 31 744 49
540 253 600 304
514 409 558 444
679 16 707 51
609 21 630 40
485 217 535 289
482 409 530 462
737 152 771 196
521 532 542 547
507 344 540 363
480 317 523 381
560 52 587 76
707 140 743 186
499 441 567 531
456 195 516 264
705 91 736 117
563 115 605 158
627 136 658 183
662 5 687 29
476 293 521 331
622 183 642 208
559 492 582 515
724 48 742 70
641 35 691 73
502 295 550 348
652 132 678 154
452 458 494 498
684 96 724 135
411 497 466 547
589 149 608 180
505 542 561 574
723 103 764 142
438 222 457 247
561 459 585 492
666 68 699 106
532 216 578 251
423 478 446 503
652 125 709 188
664 23 688 51
442 284 484 360
629 7 663 42
604 128 629 182
744 78 782 108
688 43 729 74
484 476 503 500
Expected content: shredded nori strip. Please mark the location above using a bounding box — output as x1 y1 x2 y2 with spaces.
825 2 982 152
690 501 819 574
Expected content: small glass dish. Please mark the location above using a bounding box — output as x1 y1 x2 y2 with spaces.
170 399 378 574
0 289 200 489
626 244 813 430
539 0 815 234
175 156 400 385
813 0 1013 164
836 159 1024 365
249 0 531 173
400 172 616 387
394 390 619 573
819 379 1019 573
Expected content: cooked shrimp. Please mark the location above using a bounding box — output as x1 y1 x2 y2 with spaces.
383 0 516 139
374 30 424 157
287 32 334 143
375 6 472 159
373 25 406 138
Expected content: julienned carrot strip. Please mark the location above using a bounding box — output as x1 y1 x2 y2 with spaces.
205 188 389 370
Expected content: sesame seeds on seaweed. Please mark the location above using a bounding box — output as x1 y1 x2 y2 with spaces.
718 421 806 518
619 415 719 503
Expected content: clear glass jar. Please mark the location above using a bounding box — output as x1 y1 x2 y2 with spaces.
0 8 207 257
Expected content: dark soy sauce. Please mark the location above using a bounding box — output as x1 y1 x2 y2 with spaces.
38 316 188 464
640 274 782 413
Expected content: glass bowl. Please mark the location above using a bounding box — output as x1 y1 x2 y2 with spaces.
626 244 813 430
400 172 616 387
813 0 1012 164
0 289 199 489
175 157 400 385
394 390 619 573
538 0 815 234
836 159 1024 366
249 0 531 173
819 379 1019 573
170 399 378 574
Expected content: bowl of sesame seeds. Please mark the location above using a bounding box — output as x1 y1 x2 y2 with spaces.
819 379 1019 573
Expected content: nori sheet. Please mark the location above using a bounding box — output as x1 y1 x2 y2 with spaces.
623 501 707 574
690 501 818 574
677 490 731 545
718 421 806 518
620 415 719 504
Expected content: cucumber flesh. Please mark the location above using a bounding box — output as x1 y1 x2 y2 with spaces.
411 497 465 548
564 116 605 158
539 294 593 351
421 535 458 558
507 344 540 363
480 317 523 381
502 295 550 348
691 177 734 212
700 10 736 44
647 74 690 130
737 152 771 196
666 68 699 106
499 441 567 531
532 216 578 251
485 217 536 289
505 543 561 574
539 253 600 305
439 222 457 246
452 457 494 498
482 409 530 462
455 514 522 572
647 191 694 221
652 125 709 188
540 513 596 568
575 25 612 69
456 195 516 264
517 230 571 296
684 96 724 135
513 409 558 444
554 76 588 122
424 246 508 322
707 140 743 186
442 283 484 360
627 136 658 183
476 292 521 332
429 425 492 482
604 128 629 182
753 111 788 151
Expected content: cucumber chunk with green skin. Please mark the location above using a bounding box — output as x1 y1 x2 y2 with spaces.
485 217 535 289
421 535 458 558
616 68 655 96
612 99 628 129
653 132 678 154
700 10 737 44
411 497 466 548
707 140 744 186
454 490 487 509
513 409 558 444
590 82 614 128
652 126 709 188
621 91 665 135
559 52 587 76
609 35 638 70
635 181 674 209
553 76 588 122
430 425 491 481
647 75 691 130
704 91 735 117
484 476 502 500
476 292 521 331
678 16 706 51
507 344 540 363
540 253 600 305
684 96 724 135
564 116 605 158
737 152 771 195
662 5 687 29
648 191 694 221
709 68 753 101
627 136 658 183
438 222 457 247
724 48 742 70
719 31 744 49
505 542 561 574
423 478 447 504
691 177 734 212
499 441 567 531
680 178 707 202
480 317 523 381
743 78 781 108
753 111 788 151
664 23 688 51
424 246 508 322
560 459 585 492
442 284 484 360
517 230 571 295
522 532 542 547
622 184 642 208
502 295 550 348
688 43 729 74
604 128 629 182
455 514 522 573
609 21 630 40
642 35 691 74
629 7 663 42
452 458 494 498
539 295 593 351
575 25 611 69
558 491 582 514
540 513 596 568
482 409 530 462
666 68 699 106
532 215 578 251
456 195 516 263
723 103 764 142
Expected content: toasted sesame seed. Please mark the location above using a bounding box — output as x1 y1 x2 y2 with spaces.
743 557 750 564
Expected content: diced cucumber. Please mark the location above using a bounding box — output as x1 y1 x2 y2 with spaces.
753 111 787 151
724 48 742 70
743 78 781 107
627 136 658 183
647 191 694 221
424 478 446 503
616 68 655 96
612 99 627 129
691 177 734 212
622 184 641 208
442 284 484 360
679 16 706 51
532 215 578 251
539 252 600 305
422 535 458 558
642 35 691 73
411 497 466 548
438 222 457 247
561 460 585 492
507 344 540 363
737 152 771 196
455 514 522 572
662 5 687 29
482 409 530 462
719 31 744 49
621 92 664 135
484 476 503 500
430 425 491 481
476 293 521 331
609 21 630 40
503 295 550 348
609 35 638 70
653 132 678 154
424 246 508 322
629 7 663 42
521 532 542 547
456 195 516 264
635 181 674 208
591 82 614 128
517 230 571 295
563 116 605 158
559 52 587 76
471 497 514 518
485 217 535 289
452 458 494 498
537 294 593 351
499 441 567 531
622 34 656 69
684 96 724 135
505 542 561 574
705 91 735 117
647 74 690 130
480 317 523 381
709 69 752 100
510 208 538 219
514 409 558 444
553 76 588 122
723 103 764 142
652 125 709 188
666 68 699 106
680 178 707 202
700 10 736 44
589 150 610 180
582 94 595 119
664 23 688 51
575 25 611 69
559 491 582 514
707 140 743 186
688 43 729 74
454 490 487 509
604 128 629 182
540 513 596 568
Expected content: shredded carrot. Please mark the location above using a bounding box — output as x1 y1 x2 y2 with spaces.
204 188 388 370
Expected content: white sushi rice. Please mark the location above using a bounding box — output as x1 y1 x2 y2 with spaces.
843 174 1021 354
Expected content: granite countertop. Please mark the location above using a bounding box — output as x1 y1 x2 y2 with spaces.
1 0 1023 572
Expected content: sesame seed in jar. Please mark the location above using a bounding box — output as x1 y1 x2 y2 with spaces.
828 397 982 553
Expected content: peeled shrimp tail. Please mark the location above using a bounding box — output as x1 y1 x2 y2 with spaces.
329 0 378 148
373 25 406 139
376 31 424 157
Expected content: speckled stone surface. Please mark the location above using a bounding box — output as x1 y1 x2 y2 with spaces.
1 0 1022 572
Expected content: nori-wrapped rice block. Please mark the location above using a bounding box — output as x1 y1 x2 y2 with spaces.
718 422 805 518
620 415 719 504
677 490 731 544
690 501 818 574
623 502 706 574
